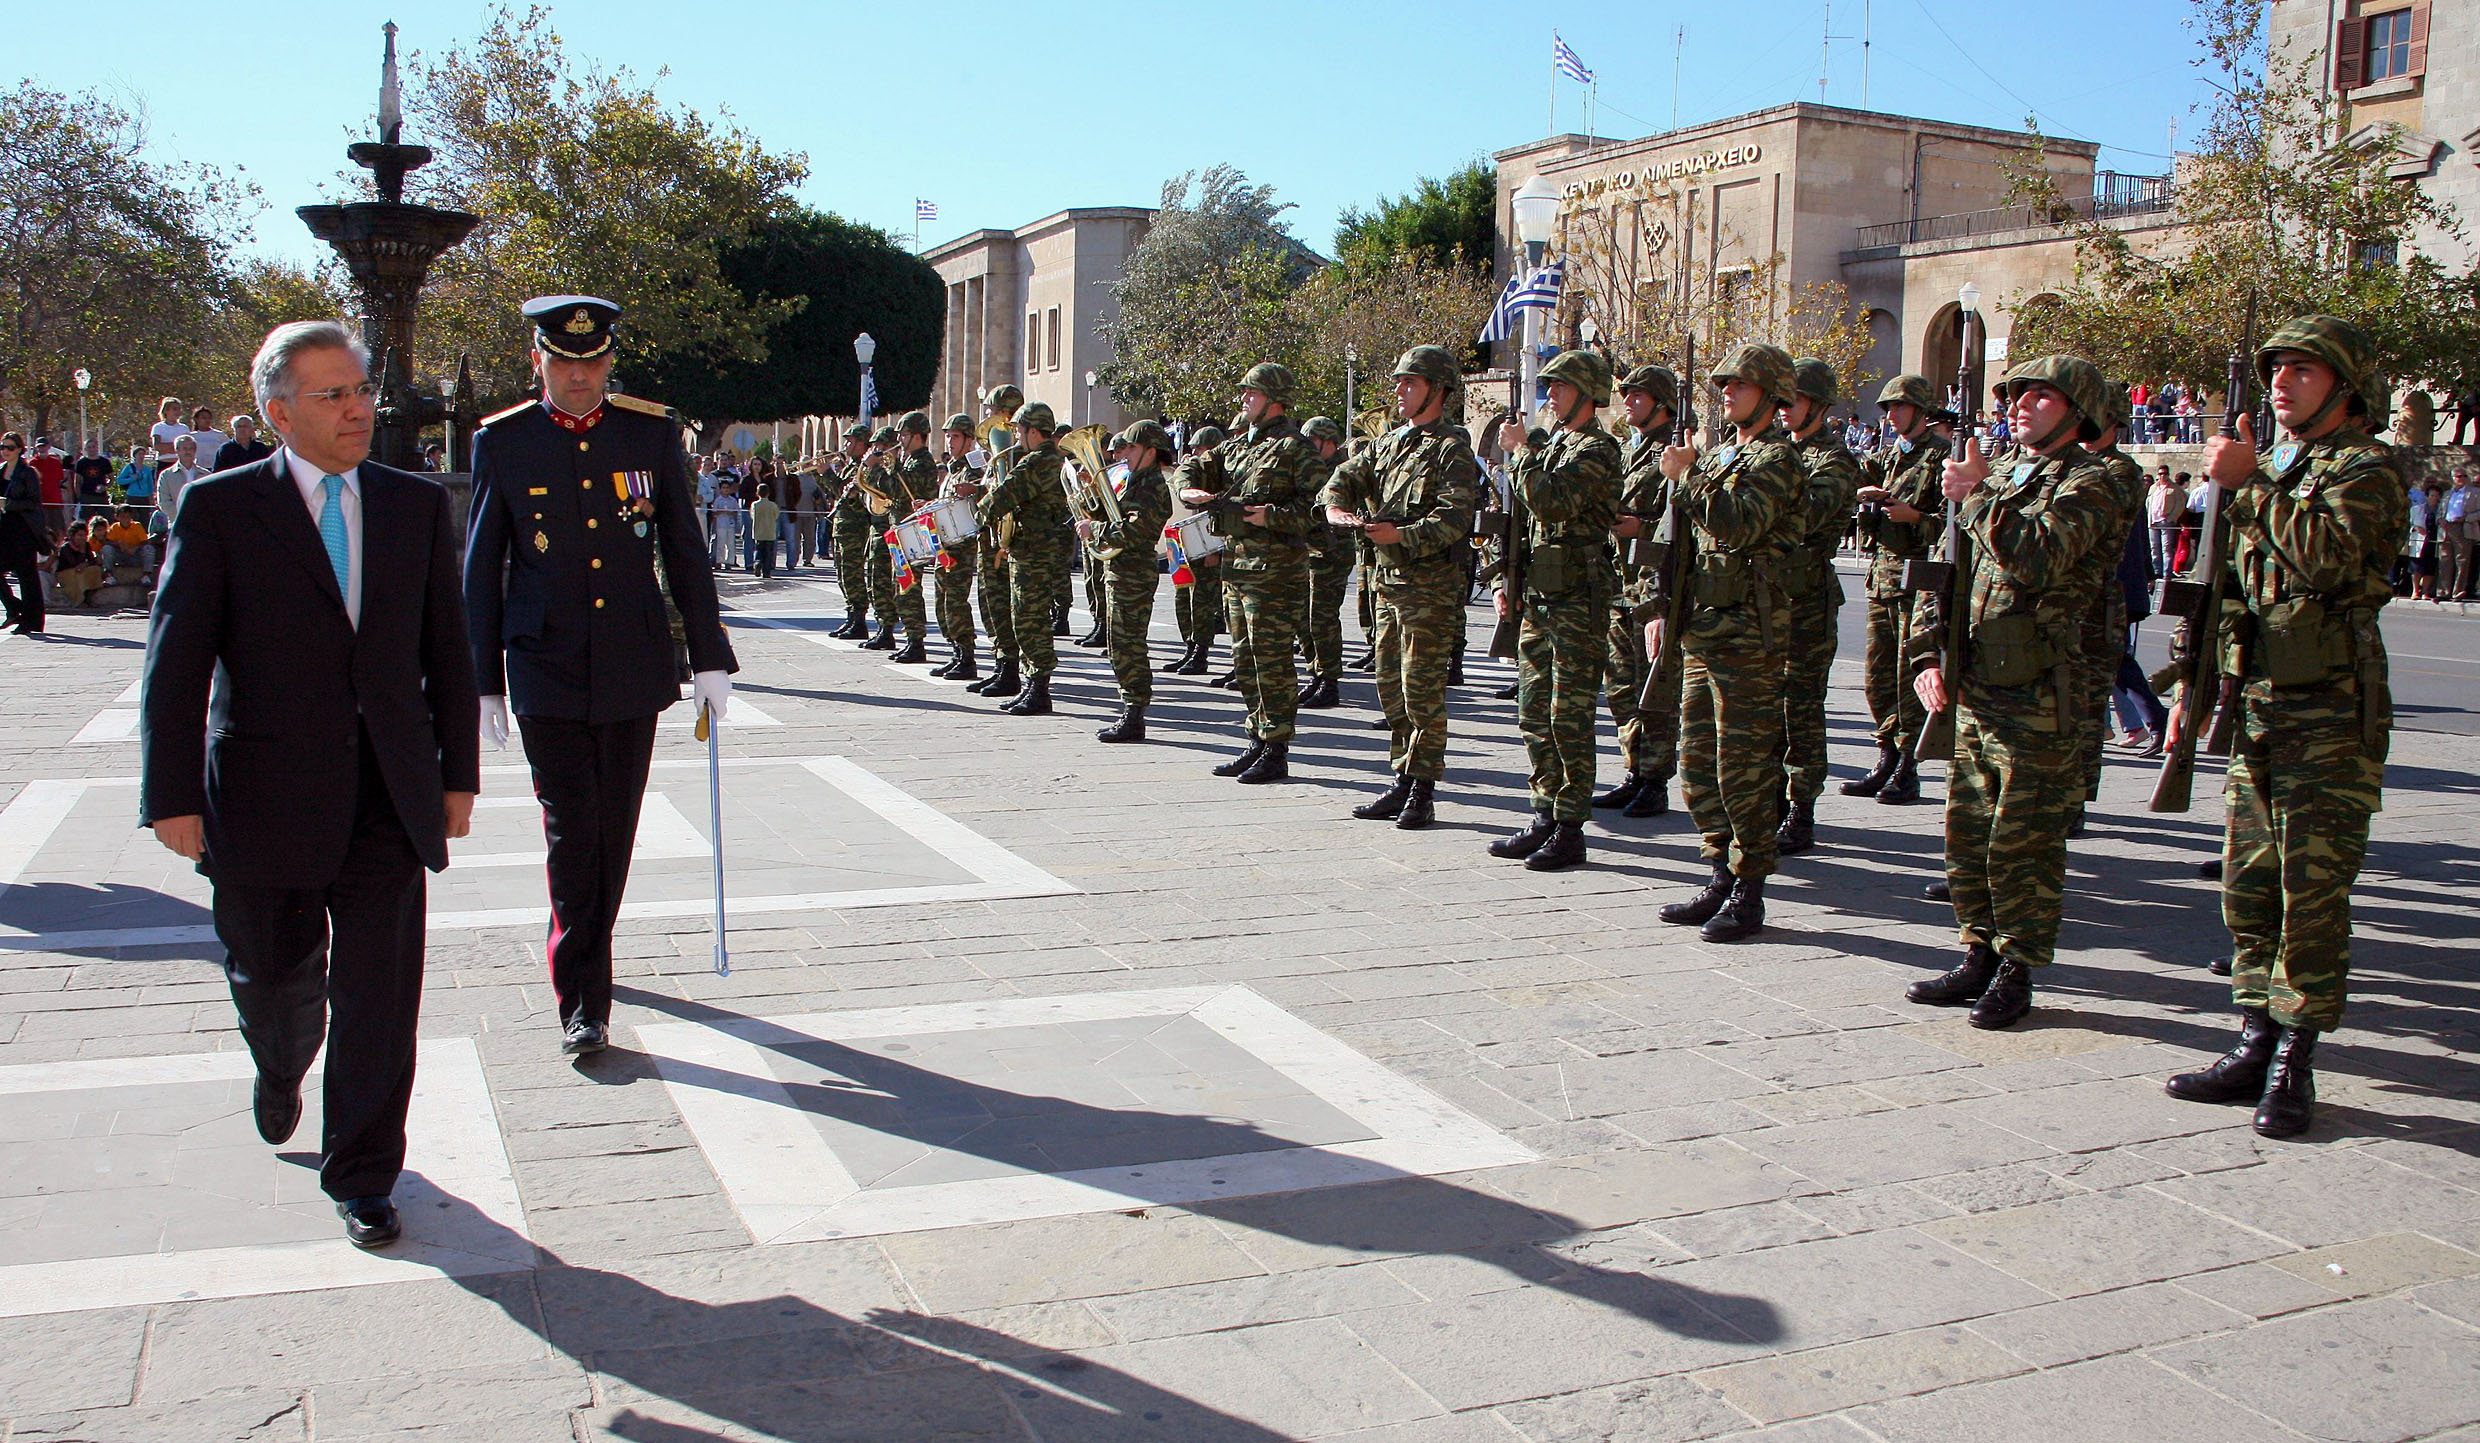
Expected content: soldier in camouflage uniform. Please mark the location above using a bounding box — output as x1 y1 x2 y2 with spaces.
1322 346 1480 829
1487 350 1622 871
1295 417 1355 708
1169 425 1227 675
1091 420 1178 742
1652 344 1805 940
2070 385 2149 821
881 412 940 664
932 413 983 680
1598 365 1683 819
975 401 1073 715
858 425 926 652
2164 316 2405 1139
1902 355 2121 1029
826 427 875 639
1776 358 1864 853
967 385 1024 697
1848 374 1952 804
1177 365 1316 783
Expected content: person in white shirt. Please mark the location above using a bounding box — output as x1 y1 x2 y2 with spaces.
182 405 228 474
147 397 189 453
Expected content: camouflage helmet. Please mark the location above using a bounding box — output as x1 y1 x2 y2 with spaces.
840 424 870 448
1874 373 1951 418
1538 349 1614 406
1391 345 1461 389
2256 314 2384 421
943 412 974 435
897 409 931 436
1710 343 1799 405
1993 355 2110 439
1190 425 1226 450
1617 364 1680 412
2102 382 2133 432
1301 415 1345 445
869 425 900 446
1117 418 1174 455
1790 357 1841 407
1015 401 1057 433
981 383 1023 412
1239 361 1297 405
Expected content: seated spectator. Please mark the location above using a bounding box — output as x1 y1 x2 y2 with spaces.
51 528 104 607
184 405 227 469
102 508 152 576
213 414 273 471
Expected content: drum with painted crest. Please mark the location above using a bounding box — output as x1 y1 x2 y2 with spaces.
1170 512 1224 560
891 515 941 565
924 495 979 543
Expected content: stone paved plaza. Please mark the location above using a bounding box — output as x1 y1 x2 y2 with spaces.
1 566 2475 1442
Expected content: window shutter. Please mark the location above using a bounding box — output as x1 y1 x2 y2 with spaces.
2408 1 2431 77
2336 15 2365 89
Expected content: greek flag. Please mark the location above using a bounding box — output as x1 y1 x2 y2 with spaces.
1516 259 1566 308
1477 262 1568 345
859 367 879 420
1478 270 1527 344
1553 32 1593 84
915 198 937 222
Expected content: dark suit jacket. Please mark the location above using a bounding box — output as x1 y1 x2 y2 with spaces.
140 453 481 889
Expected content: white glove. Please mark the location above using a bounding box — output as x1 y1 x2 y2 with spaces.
480 695 510 750
692 670 731 727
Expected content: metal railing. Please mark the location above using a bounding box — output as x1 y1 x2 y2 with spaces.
1854 174 2176 252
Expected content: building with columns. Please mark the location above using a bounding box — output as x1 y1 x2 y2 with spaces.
924 207 1153 433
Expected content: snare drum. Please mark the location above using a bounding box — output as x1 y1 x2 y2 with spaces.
1171 512 1223 560
925 494 979 543
891 517 941 565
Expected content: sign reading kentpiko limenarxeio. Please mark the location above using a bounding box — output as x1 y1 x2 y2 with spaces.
1563 143 1767 200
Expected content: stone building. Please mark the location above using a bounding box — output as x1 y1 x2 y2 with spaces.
2273 0 2471 271
923 207 1152 433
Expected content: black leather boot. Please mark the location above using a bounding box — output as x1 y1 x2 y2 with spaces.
1395 778 1436 830
1353 773 1414 820
2199 859 2224 881
1776 798 1816 855
2166 1008 2280 1104
1922 878 1951 902
862 621 898 651
1488 813 1556 859
892 633 928 664
1875 755 1920 805
1592 774 1645 810
1298 676 1340 709
1660 863 1735 924
1076 619 1107 647
1843 743 1901 797
1237 741 1290 784
1052 605 1072 636
1968 960 2035 1029
2252 1026 2318 1138
2209 954 2234 977
1492 682 1518 700
1699 876 1765 941
1000 672 1052 715
1623 773 1671 818
831 613 870 640
1446 655 1466 687
1906 944 1999 1005
1213 740 1268 777
1097 704 1146 743
980 656 1023 698
1174 642 1213 676
1349 645 1376 672
1524 820 1587 871
947 642 978 682
965 654 1010 693
1211 669 1241 689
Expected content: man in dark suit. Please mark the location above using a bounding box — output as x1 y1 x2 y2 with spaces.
141 321 480 1250
466 296 736 1057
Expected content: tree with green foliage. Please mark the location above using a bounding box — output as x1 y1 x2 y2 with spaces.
1287 253 1497 433
1334 160 1497 271
1099 166 1315 422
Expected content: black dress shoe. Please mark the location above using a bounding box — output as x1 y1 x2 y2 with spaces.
253 1075 302 1145
1967 960 2035 1029
1922 879 1951 902
337 1195 401 1249
562 1019 608 1055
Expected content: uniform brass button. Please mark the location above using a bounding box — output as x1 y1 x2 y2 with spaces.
594 598 605 609
581 478 592 488
587 518 598 528
591 558 603 569
532 512 542 520
579 441 589 452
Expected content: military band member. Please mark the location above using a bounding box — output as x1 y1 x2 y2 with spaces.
2071 385 2149 823
1075 436 1114 651
1169 425 1227 675
1599 364 1683 819
2163 316 2404 1138
1296 416 1355 708
826 426 875 638
1902 356 2118 1029
857 424 927 654
1488 350 1622 871
1178 365 1315 783
976 401 1071 714
1776 358 1863 854
465 296 736 1055
932 413 984 680
1652 344 1804 939
1846 374 1953 805
1322 346 1480 829
1091 420 1178 742
967 386 1025 696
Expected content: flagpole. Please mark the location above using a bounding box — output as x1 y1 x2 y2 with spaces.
1548 31 1557 136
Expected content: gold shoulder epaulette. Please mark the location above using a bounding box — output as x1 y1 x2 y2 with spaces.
480 400 534 427
606 393 673 419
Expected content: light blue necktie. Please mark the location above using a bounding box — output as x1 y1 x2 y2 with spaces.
318 474 350 602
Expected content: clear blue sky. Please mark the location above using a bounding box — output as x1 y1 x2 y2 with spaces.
15 0 2219 267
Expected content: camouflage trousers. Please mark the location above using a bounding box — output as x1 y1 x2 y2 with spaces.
1104 560 1160 707
1177 564 1223 644
1516 593 1609 821
831 505 875 624
1863 591 1926 753
1780 590 1843 807
1603 601 1679 779
1055 528 1076 616
934 537 978 645
2223 683 2383 1030
978 530 1015 661
1226 558 1308 743
1944 703 2081 968
1372 566 1464 779
1300 553 1352 679
1681 630 1787 876
1084 544 1109 639
865 534 926 638
1004 536 1064 677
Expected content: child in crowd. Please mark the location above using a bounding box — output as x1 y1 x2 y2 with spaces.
748 482 781 580
51 526 103 607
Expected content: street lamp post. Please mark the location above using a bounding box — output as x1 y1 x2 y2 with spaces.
1510 176 1563 421
1344 344 1357 433
1956 282 1981 433
854 332 877 430
1084 368 1097 427
72 369 91 456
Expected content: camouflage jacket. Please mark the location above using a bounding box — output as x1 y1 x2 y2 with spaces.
1671 422 1803 644
1857 429 1949 599
892 448 937 511
940 453 984 502
1094 463 1173 570
1300 449 1356 565
2077 443 2148 657
1172 413 1313 571
2213 427 2406 700
978 440 1071 542
827 457 871 518
1787 425 1863 608
1320 417 1480 582
1613 430 1669 594
1509 418 1622 604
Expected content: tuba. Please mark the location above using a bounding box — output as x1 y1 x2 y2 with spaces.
1057 424 1125 527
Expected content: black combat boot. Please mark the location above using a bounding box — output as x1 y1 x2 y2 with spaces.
1699 876 1766 941
1166 640 1198 674
1906 944 1999 1006
1353 773 1414 821
1446 654 1466 687
1659 863 1735 925
1097 704 1146 743
1922 879 1951 902
1524 820 1587 871
1213 740 1268 777
1349 645 1376 672
1842 743 1901 797
892 633 928 664
1052 605 1072 636
2198 859 2224 881
1623 773 1671 818
1076 618 1107 647
1875 755 1920 805
1776 798 1816 855
1236 741 1290 784
862 620 898 651
2252 1026 2318 1139
1298 675 1340 709
980 656 1023 698
965 654 1011 693
1212 669 1241 689
1488 813 1557 859
947 642 978 682
2209 954 2234 977
1968 960 2035 1029
1592 774 1645 810
1492 682 1518 700
1000 673 1052 715
1395 778 1436 830
831 613 870 640
1175 641 1214 676
2165 1008 2280 1104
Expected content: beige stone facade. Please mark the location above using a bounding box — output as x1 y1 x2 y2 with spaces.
924 208 1152 433
2272 0 2473 271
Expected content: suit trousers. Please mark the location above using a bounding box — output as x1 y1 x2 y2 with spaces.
213 729 426 1201
517 712 660 1028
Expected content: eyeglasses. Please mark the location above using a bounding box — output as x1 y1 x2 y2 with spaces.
292 381 382 406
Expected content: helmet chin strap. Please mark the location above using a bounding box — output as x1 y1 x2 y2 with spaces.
2289 371 2350 438
1556 389 1590 429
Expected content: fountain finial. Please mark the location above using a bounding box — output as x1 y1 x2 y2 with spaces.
379 21 403 145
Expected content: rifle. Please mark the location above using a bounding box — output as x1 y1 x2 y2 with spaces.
1638 335 1697 710
2151 295 2255 812
1485 371 1528 659
1905 308 1979 759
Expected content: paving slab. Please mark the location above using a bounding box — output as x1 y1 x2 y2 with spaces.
2154 1296 2480 1442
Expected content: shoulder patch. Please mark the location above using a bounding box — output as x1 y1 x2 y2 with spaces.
606 394 673 419
480 400 535 427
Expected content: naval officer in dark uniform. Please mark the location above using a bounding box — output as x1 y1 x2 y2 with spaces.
465 296 737 1054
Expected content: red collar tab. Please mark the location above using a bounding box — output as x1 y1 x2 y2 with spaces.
545 398 606 433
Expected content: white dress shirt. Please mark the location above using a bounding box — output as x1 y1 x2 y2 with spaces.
282 448 363 628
